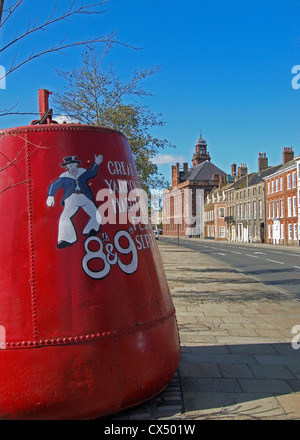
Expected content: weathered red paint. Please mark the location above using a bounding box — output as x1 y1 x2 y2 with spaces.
0 120 180 419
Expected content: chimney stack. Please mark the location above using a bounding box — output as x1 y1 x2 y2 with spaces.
258 152 268 173
183 162 188 173
171 163 180 187
238 164 248 179
231 163 236 176
282 147 294 164
219 175 226 190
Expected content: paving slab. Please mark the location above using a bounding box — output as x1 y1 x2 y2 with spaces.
160 240 300 420
108 240 300 420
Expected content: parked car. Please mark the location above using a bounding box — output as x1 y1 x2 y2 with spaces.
154 230 159 240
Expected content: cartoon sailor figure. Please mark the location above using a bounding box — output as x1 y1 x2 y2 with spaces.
46 154 103 249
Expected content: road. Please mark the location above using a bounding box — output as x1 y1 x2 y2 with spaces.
160 236 300 299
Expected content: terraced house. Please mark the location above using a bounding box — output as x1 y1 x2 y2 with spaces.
264 148 297 245
204 179 231 240
163 131 299 246
203 150 297 245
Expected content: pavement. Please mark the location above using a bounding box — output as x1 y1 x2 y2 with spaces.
108 238 300 420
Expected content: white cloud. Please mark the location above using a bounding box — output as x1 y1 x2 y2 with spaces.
53 114 80 124
152 154 188 165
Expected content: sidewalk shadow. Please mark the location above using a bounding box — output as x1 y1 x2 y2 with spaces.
178 342 300 420
102 342 300 421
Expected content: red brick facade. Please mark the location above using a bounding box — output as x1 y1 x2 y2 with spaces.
264 154 297 245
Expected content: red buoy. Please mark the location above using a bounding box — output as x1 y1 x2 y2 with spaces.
0 91 180 419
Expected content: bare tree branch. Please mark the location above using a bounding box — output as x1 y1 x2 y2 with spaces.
0 1 110 51
0 179 29 195
4 31 130 79
0 1 139 82
0 131 53 195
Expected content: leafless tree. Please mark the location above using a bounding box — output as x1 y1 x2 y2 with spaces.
0 0 133 83
0 1 137 192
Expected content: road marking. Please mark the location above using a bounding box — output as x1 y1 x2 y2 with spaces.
231 251 241 254
246 254 259 258
293 266 300 269
254 251 266 254
266 258 284 264
288 254 300 257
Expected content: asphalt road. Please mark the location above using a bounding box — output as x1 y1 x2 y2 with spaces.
160 236 300 299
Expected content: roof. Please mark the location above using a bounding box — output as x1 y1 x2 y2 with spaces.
195 136 207 145
183 160 227 182
248 165 282 186
262 159 296 180
226 174 250 190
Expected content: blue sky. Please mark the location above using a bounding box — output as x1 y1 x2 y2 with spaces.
1 0 300 184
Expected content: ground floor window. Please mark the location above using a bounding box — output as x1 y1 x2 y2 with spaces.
288 224 292 240
281 223 284 240
219 226 226 238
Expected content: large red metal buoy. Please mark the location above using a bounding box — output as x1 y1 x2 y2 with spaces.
0 90 180 419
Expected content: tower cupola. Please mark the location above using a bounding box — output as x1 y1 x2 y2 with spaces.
192 131 211 166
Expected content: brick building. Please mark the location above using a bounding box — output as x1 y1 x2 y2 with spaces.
295 154 300 245
264 148 297 245
235 154 281 243
163 135 228 237
204 180 232 240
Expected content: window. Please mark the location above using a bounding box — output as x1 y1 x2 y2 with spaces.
280 177 283 191
294 223 298 240
219 207 225 218
288 197 292 217
268 224 272 239
267 182 270 194
219 226 226 237
271 180 274 193
268 202 271 219
272 201 275 219
280 199 284 218
287 174 291 190
275 179 279 192
276 201 279 218
248 202 251 219
288 224 292 240
253 201 256 219
293 171 297 188
281 223 284 240
259 200 262 219
293 196 297 217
